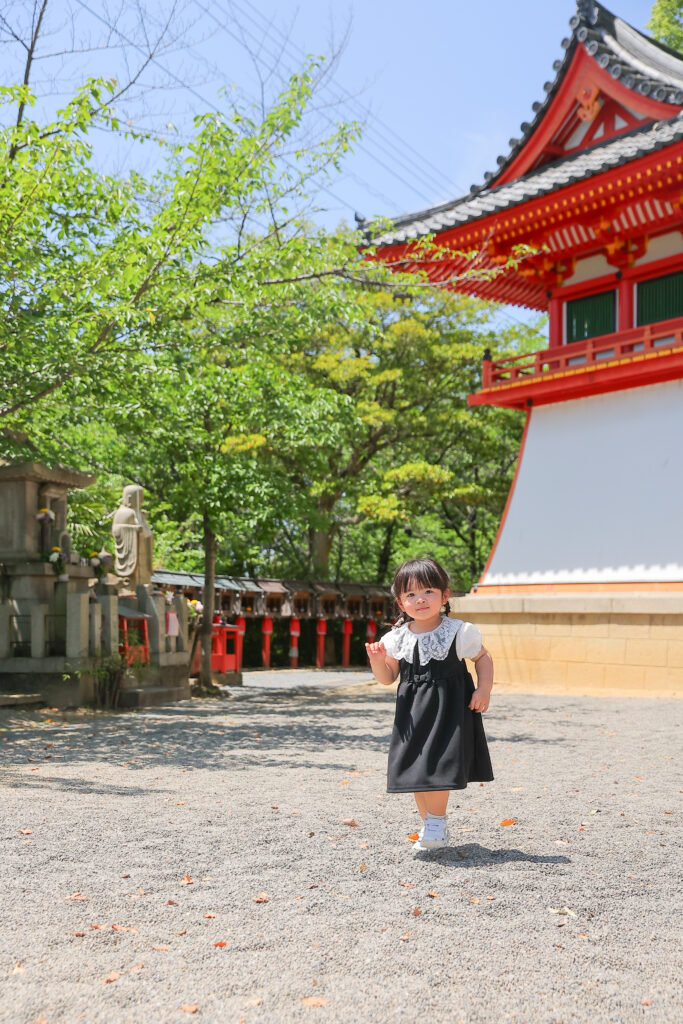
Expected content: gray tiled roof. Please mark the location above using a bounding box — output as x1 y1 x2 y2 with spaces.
368 1 683 247
482 1 683 194
371 113 683 246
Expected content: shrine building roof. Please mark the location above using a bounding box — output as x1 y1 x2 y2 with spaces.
365 1 683 248
370 114 683 246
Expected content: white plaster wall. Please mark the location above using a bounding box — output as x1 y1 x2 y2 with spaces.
482 379 683 585
633 231 682 266
564 253 612 285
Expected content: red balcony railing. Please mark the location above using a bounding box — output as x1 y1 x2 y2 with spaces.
482 315 683 389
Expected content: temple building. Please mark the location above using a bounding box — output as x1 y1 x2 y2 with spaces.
368 1 683 693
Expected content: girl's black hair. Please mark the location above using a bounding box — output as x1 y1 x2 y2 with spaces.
391 557 451 626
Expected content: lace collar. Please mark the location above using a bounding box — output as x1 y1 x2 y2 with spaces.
388 616 460 665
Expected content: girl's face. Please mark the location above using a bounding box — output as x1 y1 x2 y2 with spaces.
397 579 449 621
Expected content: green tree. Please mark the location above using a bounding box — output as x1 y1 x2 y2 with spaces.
270 285 533 584
648 0 683 51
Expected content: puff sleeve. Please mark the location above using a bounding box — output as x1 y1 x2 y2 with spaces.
381 628 400 659
455 621 483 661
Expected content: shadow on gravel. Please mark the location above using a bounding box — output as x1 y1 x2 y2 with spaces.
418 844 571 868
0 688 584 783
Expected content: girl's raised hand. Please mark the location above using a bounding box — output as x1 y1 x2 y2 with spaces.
365 640 387 662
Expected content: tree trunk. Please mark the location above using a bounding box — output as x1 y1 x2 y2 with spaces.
376 521 396 584
200 511 216 690
312 528 333 578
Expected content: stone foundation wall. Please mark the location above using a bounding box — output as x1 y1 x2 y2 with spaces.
454 595 683 697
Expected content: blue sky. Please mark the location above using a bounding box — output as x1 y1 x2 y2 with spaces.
3 1 658 334
13 0 656 229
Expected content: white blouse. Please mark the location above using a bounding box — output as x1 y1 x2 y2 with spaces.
381 616 483 666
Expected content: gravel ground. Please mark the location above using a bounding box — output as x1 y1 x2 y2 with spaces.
1 673 681 1024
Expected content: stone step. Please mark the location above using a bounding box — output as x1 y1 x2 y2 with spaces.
0 693 45 708
117 685 191 709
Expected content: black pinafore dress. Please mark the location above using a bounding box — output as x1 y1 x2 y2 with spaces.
387 626 494 793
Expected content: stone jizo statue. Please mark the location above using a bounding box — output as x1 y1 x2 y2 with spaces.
112 484 154 588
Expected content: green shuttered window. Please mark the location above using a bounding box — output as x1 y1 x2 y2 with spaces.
637 270 683 326
566 290 616 343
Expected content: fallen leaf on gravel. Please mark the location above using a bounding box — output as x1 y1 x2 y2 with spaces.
253 892 269 903
33 1017 47 1024
412 907 422 916
121 874 130 879
167 900 177 906
66 892 87 901
407 833 419 842
589 809 600 815
398 881 415 888
112 925 138 933
204 912 216 918
427 891 439 899
548 906 576 917
130 963 144 972
509 787 523 792
12 962 23 973
641 1000 652 1006
18 829 32 835
90 924 105 930
104 971 122 983
499 819 516 827
214 941 228 947
343 818 358 827
340 781 350 786
457 850 468 859
487 896 495 901
153 945 170 951
72 932 86 937
271 806 278 809
245 998 263 1007
359 842 369 849
301 996 328 1006
359 863 368 872
176 802 185 806
180 1006 199 1014
307 885 318 890
200 877 212 881
469 898 480 904
173 930 187 936
181 874 193 885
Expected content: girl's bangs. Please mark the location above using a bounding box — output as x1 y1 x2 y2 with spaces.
392 558 449 597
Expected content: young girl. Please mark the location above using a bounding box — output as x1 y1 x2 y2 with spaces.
365 557 494 851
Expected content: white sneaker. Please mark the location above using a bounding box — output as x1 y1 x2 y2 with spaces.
413 815 448 850
416 814 447 843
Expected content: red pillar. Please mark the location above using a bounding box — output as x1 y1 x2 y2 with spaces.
261 616 273 668
341 618 353 667
289 617 300 668
235 616 246 672
316 618 327 668
548 296 563 347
